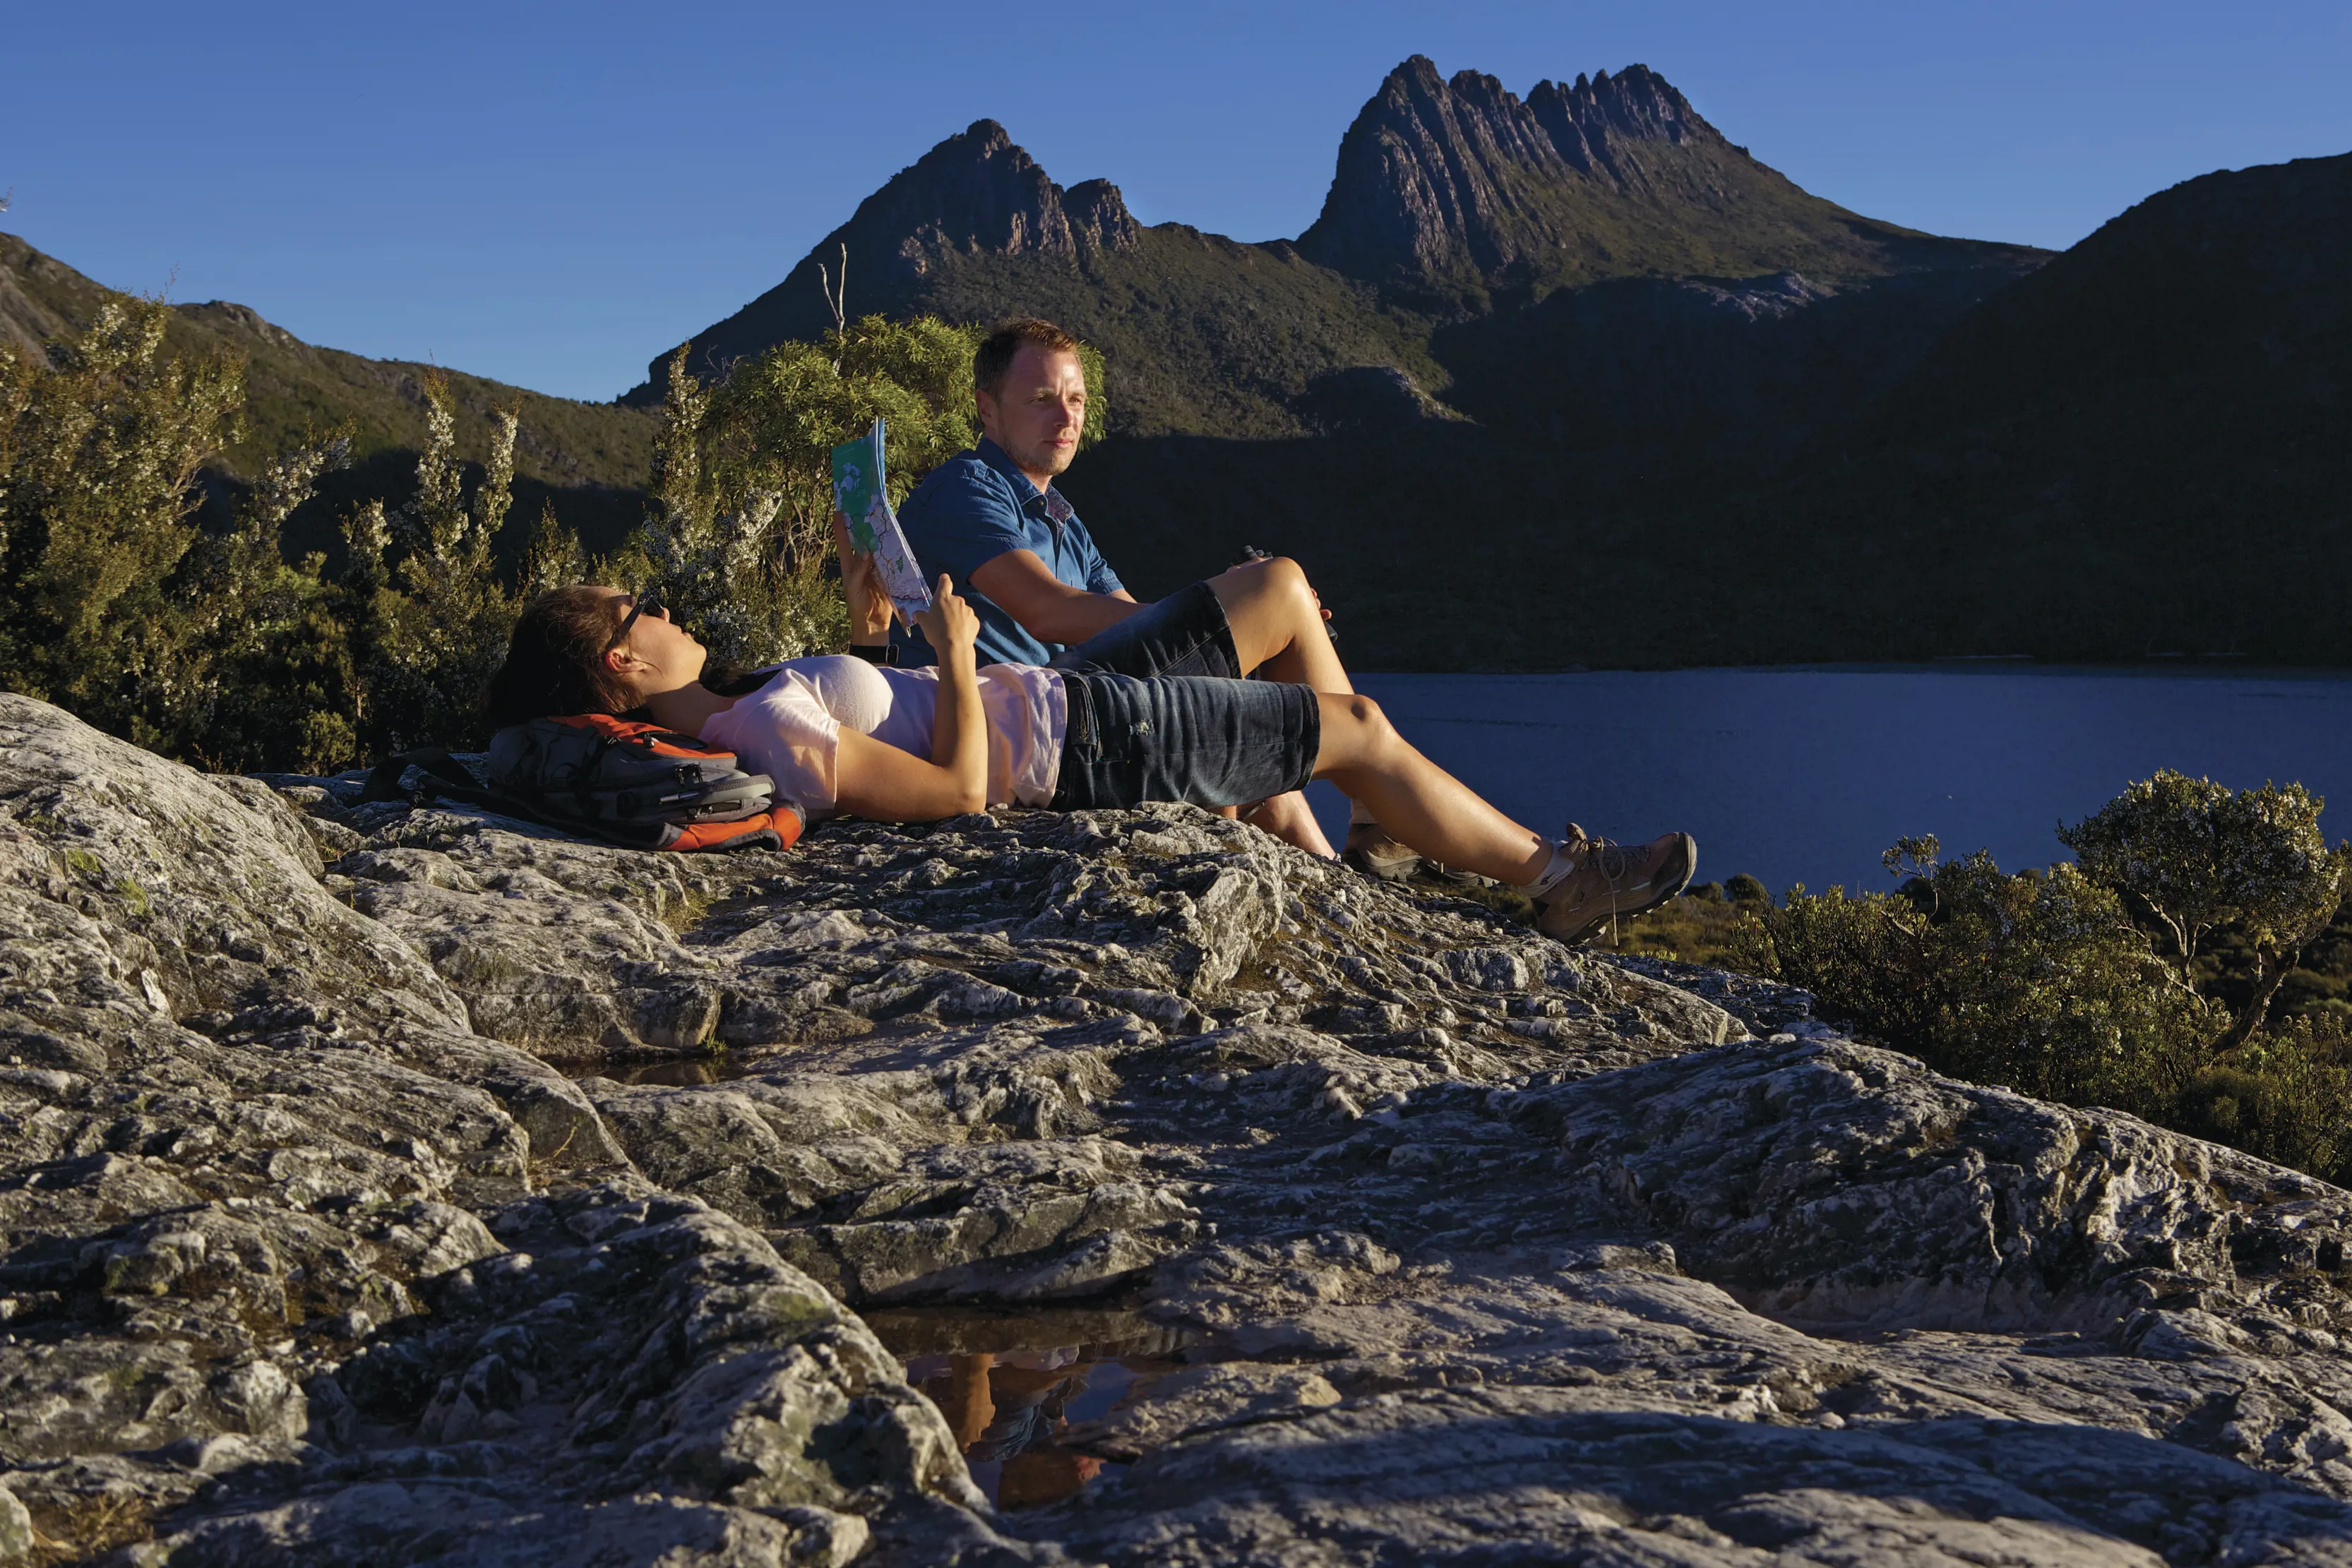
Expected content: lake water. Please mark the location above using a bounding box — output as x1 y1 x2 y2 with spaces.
1302 666 2352 897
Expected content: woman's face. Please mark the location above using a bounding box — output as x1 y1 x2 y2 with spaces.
595 587 705 694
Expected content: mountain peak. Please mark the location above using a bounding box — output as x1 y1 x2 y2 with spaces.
630 122 1135 400
1296 58 1743 284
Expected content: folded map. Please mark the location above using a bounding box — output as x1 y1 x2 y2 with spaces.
830 418 933 622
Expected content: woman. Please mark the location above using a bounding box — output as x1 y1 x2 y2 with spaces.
483 571 1696 945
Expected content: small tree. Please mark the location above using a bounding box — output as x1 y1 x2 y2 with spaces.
352 373 520 751
0 298 243 730
626 316 1019 671
700 316 985 585
162 431 358 770
2060 770 2350 1048
627 347 811 671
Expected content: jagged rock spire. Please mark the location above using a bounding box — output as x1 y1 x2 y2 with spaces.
1296 56 1735 282
842 119 1141 263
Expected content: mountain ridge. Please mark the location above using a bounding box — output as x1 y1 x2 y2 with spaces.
16 68 2342 672
1064 146 2352 669
1296 56 1994 289
626 56 2047 425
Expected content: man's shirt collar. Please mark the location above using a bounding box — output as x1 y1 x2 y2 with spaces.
975 437 1073 525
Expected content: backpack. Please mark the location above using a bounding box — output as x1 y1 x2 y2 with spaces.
358 713 802 853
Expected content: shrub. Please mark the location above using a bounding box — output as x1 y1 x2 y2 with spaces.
345 374 520 753
0 298 244 739
1 299 1001 769
2171 1015 2352 1185
618 348 828 674
1737 845 2213 1115
2060 770 2350 1048
165 433 362 771
1737 777 2352 1184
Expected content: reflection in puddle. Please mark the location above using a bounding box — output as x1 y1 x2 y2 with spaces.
871 1306 1193 1511
554 1053 777 1087
595 1056 747 1087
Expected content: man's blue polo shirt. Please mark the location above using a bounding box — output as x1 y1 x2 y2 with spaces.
890 437 1123 668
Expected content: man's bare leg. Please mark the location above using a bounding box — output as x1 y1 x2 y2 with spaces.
1210 557 1399 867
1208 556 1349 693
1309 691 1548 882
1210 796 1337 857
1241 792 1336 858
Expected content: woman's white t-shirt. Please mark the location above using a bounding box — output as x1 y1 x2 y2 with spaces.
698 656 1065 820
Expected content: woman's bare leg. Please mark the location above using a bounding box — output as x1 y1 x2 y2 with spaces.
1310 692 1551 885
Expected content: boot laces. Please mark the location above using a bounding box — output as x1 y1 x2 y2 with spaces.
1564 825 1637 944
1566 827 1639 885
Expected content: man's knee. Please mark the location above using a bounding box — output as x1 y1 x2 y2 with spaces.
1263 554 1313 602
1219 554 1308 600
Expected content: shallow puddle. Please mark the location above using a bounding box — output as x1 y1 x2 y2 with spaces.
867 1305 1195 1511
553 1020 945 1086
586 1057 749 1087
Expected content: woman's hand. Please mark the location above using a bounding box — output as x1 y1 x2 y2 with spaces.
832 510 895 640
913 575 978 661
839 572 989 820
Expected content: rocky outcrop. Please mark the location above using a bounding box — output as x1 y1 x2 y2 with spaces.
10 690 2352 1564
823 121 1142 270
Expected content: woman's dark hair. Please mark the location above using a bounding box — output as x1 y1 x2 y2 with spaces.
484 586 642 727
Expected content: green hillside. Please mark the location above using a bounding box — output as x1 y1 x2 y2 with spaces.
896 234 1443 438
1 233 655 556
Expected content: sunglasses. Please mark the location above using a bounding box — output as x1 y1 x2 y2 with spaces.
609 588 665 650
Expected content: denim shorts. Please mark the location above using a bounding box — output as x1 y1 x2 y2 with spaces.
1051 580 1243 680
1051 671 1321 811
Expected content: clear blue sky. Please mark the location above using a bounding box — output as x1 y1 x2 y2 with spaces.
8 0 2346 402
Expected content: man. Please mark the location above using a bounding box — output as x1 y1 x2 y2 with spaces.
872 318 1416 874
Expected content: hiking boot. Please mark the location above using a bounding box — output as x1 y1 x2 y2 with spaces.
1534 831 1697 945
1343 823 1420 882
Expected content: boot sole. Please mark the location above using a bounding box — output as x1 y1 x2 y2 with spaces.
1539 834 1697 945
1344 847 1421 883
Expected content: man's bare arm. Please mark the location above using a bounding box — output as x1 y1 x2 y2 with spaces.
968 549 1143 645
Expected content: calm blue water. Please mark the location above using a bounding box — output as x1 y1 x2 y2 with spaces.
1303 666 2352 897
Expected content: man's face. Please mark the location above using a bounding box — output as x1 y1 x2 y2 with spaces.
977 345 1087 486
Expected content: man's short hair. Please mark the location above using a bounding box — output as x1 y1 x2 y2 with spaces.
974 318 1082 397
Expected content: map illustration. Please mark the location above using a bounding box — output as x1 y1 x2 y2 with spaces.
830 418 933 621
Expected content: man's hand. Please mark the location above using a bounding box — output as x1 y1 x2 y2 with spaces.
832 510 895 640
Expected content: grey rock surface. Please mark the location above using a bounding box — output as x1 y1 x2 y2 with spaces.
6 692 2352 1564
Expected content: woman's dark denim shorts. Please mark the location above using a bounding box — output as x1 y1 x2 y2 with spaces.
1046 580 1320 810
